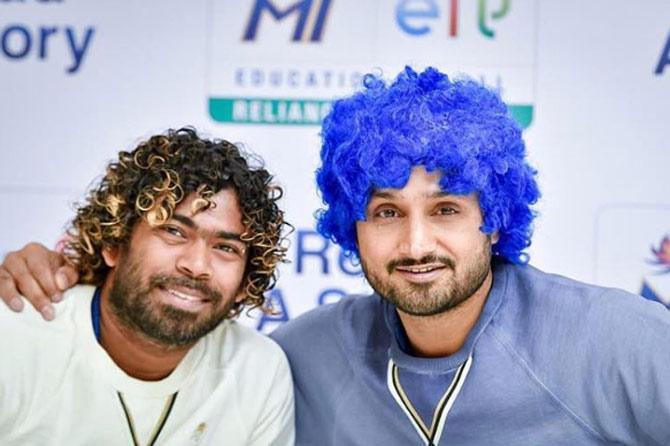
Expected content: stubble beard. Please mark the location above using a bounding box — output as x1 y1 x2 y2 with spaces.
361 241 492 317
108 254 235 347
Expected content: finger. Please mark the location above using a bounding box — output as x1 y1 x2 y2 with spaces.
3 247 53 300
22 245 64 301
15 271 55 320
55 265 79 293
4 256 55 320
0 267 24 312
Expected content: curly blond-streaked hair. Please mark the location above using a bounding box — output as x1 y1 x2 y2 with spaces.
64 128 289 316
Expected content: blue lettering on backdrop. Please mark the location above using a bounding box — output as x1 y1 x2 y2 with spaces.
296 229 330 274
296 229 364 275
0 23 95 74
395 0 439 36
252 230 369 330
655 31 670 75
1 25 31 58
256 289 290 331
255 286 351 331
288 69 299 87
235 68 244 85
65 27 94 73
38 26 56 58
251 68 264 86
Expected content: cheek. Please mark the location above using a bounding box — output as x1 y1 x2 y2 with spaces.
438 227 488 256
358 240 397 276
356 228 380 261
462 232 493 258
213 260 247 291
357 223 394 253
132 237 170 265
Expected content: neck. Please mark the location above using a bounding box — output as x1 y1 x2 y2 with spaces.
396 269 493 358
98 282 191 381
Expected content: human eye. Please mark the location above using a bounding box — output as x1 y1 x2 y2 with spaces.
437 206 456 215
374 208 399 219
214 243 234 253
214 242 244 256
162 224 186 238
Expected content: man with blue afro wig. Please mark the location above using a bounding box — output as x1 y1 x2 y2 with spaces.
3 67 670 445
317 66 539 264
275 67 670 445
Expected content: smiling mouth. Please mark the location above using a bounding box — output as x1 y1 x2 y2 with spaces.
166 287 210 303
391 263 451 284
395 264 446 274
157 285 212 312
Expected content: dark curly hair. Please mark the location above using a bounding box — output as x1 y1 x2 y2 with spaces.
64 128 288 316
317 66 540 263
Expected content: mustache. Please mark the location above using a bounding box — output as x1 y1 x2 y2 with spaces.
387 255 455 274
149 275 223 304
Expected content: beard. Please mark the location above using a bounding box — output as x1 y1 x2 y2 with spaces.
361 240 492 317
108 254 235 347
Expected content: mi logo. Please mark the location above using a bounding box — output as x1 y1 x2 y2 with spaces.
243 0 333 42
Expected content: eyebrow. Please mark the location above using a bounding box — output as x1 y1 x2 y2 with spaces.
171 214 244 242
371 190 449 200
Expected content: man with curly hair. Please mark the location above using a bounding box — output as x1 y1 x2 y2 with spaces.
4 68 670 445
0 128 294 444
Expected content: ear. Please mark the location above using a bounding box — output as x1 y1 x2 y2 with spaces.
491 231 500 245
233 289 247 304
102 246 120 268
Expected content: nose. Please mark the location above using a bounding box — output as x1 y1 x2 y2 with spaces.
398 215 436 260
175 239 212 280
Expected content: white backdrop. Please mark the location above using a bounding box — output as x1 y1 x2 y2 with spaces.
2 0 669 330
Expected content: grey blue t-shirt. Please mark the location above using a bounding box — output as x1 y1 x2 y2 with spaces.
271 263 670 445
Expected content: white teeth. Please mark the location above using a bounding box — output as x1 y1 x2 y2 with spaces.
410 267 433 273
168 289 201 302
400 266 438 273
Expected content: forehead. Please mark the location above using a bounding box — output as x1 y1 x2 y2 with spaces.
371 167 443 198
175 189 244 230
368 166 480 207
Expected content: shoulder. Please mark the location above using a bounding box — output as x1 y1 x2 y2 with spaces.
197 323 295 445
492 262 670 368
269 294 389 433
269 294 391 401
495 263 670 344
0 284 94 361
0 284 93 344
201 321 293 405
270 293 386 356
489 264 670 441
208 320 289 372
0 285 94 429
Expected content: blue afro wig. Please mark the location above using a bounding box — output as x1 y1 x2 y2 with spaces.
316 66 540 264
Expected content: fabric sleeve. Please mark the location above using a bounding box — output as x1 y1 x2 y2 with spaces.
0 306 24 433
615 301 670 445
0 304 45 436
246 350 295 446
579 290 670 445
